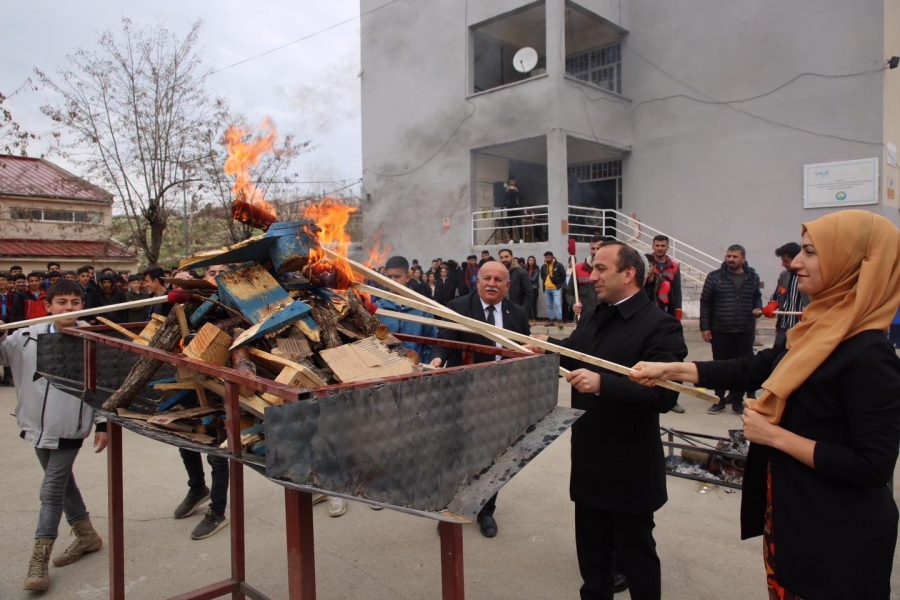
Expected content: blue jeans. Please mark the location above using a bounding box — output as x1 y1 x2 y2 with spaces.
34 447 88 539
545 289 562 321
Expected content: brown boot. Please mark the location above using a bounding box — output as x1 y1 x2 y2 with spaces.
53 517 103 567
23 538 54 591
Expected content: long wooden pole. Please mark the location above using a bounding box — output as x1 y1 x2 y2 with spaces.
773 311 802 316
0 295 168 331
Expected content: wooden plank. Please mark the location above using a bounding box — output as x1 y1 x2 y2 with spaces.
291 320 321 344
215 263 290 324
275 337 312 361
139 421 216 445
153 381 203 391
229 300 314 349
183 323 233 366
115 409 152 421
148 405 223 426
193 376 269 419
247 348 326 388
319 339 415 383
173 304 191 338
95 317 150 345
260 367 304 405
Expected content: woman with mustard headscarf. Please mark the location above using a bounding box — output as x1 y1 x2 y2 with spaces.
629 210 900 600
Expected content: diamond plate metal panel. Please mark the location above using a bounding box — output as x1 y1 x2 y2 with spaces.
265 353 562 512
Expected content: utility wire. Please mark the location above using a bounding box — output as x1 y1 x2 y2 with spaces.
207 0 403 76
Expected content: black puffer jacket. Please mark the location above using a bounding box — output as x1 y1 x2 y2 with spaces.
699 263 762 333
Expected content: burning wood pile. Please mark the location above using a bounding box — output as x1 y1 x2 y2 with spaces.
100 124 419 457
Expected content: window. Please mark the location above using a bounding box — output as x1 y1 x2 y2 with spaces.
565 43 622 94
568 159 623 208
471 2 547 94
8 207 103 224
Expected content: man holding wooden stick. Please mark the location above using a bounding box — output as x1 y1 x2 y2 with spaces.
1 280 108 592
526 242 687 600
428 261 531 538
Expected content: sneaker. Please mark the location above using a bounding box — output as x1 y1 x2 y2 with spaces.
329 497 347 517
732 405 744 416
369 504 384 510
670 403 685 414
707 403 727 415
519 239 524 244
174 487 210 519
312 494 328 506
191 509 228 540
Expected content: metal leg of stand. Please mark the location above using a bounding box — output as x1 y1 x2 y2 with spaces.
438 522 465 600
285 489 317 599
107 422 125 600
224 382 246 600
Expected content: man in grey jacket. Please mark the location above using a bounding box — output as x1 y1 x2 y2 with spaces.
0 280 107 592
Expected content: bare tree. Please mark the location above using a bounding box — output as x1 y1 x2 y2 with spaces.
0 80 38 157
199 116 310 245
36 19 222 266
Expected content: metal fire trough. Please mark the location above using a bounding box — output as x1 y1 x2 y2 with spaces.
36 323 581 600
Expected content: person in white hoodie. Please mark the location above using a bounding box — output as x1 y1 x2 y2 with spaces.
0 280 108 592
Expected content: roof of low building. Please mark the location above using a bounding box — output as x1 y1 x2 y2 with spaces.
0 155 113 203
0 239 135 259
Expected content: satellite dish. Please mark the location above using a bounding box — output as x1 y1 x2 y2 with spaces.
513 47 538 73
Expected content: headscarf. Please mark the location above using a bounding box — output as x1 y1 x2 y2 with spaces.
746 210 900 424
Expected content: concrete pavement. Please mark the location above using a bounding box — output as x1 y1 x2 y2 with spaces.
0 328 897 599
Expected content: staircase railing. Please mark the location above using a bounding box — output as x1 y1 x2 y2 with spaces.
566 207 719 287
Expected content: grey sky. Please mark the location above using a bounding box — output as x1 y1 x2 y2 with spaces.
2 0 363 198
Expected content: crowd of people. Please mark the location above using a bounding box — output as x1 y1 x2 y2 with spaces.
2 209 899 599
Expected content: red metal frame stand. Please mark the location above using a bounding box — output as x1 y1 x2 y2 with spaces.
82 328 467 600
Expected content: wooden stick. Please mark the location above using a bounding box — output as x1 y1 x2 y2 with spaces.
95 317 150 345
773 311 803 316
0 295 168 331
355 282 717 403
569 255 580 322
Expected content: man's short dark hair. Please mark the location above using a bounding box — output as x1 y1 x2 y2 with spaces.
467 254 477 260
77 266 91 276
498 248 513 257
46 261 60 270
13 273 26 282
47 272 61 281
83 264 94 271
0 271 7 279
727 244 746 256
652 235 669 243
384 256 409 272
481 250 490 256
143 267 165 282
127 274 142 283
27 272 45 281
62 271 76 279
543 251 554 257
10 265 22 271
590 234 606 244
46 280 84 303
602 242 646 285
775 242 801 259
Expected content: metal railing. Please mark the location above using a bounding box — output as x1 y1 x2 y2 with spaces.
566 207 720 286
471 205 550 246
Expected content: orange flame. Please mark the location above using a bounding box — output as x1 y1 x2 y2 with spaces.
364 227 392 269
301 198 358 290
224 120 278 228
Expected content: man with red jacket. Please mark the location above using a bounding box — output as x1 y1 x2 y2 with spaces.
11 272 48 322
644 235 682 320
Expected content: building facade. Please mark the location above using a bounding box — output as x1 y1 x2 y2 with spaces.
360 0 900 296
0 156 138 273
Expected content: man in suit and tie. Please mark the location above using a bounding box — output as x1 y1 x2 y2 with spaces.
428 261 530 538
528 242 687 600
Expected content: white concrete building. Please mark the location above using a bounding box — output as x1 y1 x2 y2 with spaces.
360 0 900 298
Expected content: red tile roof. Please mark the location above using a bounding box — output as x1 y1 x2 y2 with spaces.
0 239 135 259
0 156 112 203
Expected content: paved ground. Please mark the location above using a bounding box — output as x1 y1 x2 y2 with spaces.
0 327 897 599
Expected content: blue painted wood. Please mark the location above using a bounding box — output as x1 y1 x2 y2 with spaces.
250 442 266 456
189 293 220 327
215 264 292 324
269 234 312 274
148 377 177 387
240 424 266 436
157 389 196 412
231 300 314 348
186 219 315 271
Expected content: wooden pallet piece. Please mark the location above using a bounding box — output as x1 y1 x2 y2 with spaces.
183 323 233 366
247 348 326 389
318 337 416 383
148 405 223 426
95 317 150 345
259 367 306 405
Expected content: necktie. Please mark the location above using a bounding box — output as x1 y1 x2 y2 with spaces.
486 304 496 326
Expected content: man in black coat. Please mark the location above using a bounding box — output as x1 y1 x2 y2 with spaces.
429 261 531 538
530 242 687 600
498 248 533 309
699 244 763 415
432 266 457 306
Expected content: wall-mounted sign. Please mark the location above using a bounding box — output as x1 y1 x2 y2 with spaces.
442 217 450 230
803 158 879 209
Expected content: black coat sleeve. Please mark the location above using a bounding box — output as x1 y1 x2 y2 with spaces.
597 318 688 413
699 276 715 331
695 346 782 393
518 269 533 310
672 265 682 311
814 341 900 487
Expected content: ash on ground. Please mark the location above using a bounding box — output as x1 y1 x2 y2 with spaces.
665 429 747 487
